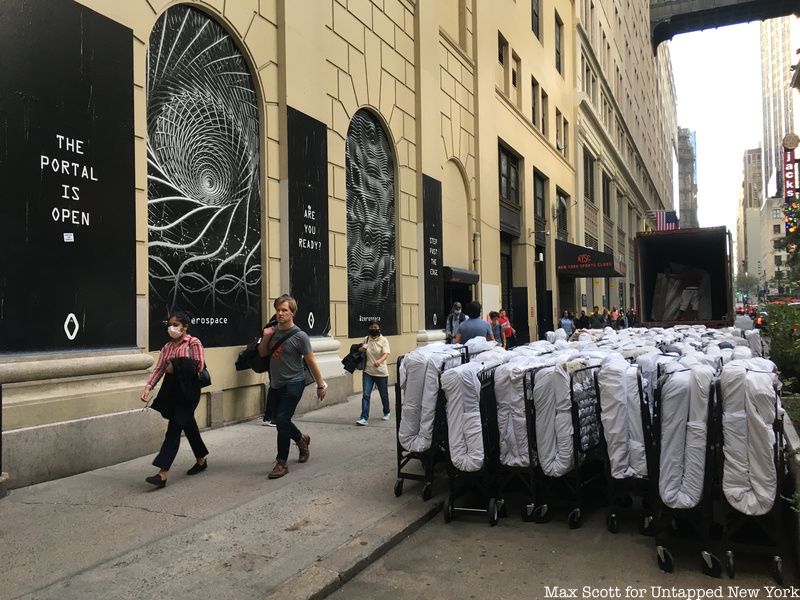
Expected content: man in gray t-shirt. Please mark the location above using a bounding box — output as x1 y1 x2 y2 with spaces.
454 301 495 343
268 326 312 389
257 295 327 480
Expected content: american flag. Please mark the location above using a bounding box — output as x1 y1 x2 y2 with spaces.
648 210 679 231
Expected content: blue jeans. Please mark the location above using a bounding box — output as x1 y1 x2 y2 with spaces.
360 373 390 420
269 380 305 461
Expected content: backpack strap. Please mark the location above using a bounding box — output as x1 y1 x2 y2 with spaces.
267 328 301 356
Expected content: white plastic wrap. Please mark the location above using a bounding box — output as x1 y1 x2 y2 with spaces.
658 362 714 509
441 362 487 472
720 358 779 516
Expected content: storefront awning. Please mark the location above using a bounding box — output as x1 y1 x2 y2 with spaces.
443 266 480 285
555 239 626 278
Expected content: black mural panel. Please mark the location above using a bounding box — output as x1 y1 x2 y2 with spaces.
422 175 444 330
288 106 330 336
0 0 135 353
147 6 261 349
346 110 397 336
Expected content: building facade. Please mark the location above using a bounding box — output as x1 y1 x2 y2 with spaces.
0 0 677 488
736 148 764 279
677 127 699 228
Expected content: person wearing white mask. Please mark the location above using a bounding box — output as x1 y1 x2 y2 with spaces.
140 309 208 488
445 302 467 343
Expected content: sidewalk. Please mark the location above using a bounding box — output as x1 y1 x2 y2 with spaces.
0 395 436 600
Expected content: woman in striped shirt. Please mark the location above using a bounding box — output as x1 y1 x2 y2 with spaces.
140 310 208 488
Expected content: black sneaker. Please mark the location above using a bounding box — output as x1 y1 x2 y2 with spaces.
187 460 207 476
145 474 167 488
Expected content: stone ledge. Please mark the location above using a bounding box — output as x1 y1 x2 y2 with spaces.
0 353 154 384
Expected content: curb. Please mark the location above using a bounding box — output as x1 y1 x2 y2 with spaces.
264 497 443 600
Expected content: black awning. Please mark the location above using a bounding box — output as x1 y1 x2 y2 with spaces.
443 266 480 285
555 239 625 278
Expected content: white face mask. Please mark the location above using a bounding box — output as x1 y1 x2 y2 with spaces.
168 325 184 339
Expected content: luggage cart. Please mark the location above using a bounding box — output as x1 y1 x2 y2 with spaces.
393 347 469 500
496 365 544 523
597 366 656 535
526 364 606 529
652 366 722 577
715 372 788 584
442 364 503 526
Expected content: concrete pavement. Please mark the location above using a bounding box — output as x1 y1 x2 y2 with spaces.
0 394 433 600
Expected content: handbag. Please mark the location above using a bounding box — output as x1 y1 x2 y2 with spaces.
198 366 212 388
235 339 269 373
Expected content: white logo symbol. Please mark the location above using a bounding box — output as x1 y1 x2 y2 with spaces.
433 313 438 326
308 312 315 330
64 313 79 340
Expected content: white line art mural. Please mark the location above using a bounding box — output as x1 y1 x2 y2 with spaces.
346 109 397 336
147 6 261 348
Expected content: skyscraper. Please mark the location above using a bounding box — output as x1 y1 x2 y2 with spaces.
677 127 698 228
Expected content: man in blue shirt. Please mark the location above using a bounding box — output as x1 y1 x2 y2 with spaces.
454 301 495 343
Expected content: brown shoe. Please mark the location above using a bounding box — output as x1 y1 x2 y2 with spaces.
297 433 311 463
268 460 288 479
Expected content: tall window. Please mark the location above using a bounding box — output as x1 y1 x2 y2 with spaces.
583 148 595 203
499 145 519 205
534 171 546 219
541 89 549 137
531 77 540 129
556 190 569 240
555 109 563 152
562 118 569 159
774 224 782 235
602 172 611 217
555 12 563 74
531 0 540 40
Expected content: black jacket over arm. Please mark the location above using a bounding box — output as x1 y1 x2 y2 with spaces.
150 357 202 427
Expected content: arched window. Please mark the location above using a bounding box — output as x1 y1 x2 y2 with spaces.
345 109 396 336
147 6 261 348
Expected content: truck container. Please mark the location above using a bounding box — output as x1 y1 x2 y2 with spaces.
635 226 733 328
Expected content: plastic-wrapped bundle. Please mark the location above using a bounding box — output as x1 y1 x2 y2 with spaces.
596 355 648 479
745 329 763 358
658 362 715 509
441 361 487 472
398 344 464 452
719 358 780 516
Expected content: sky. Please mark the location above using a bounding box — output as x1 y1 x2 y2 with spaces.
667 23 763 238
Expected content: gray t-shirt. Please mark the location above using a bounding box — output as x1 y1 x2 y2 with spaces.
268 326 312 389
455 318 494 343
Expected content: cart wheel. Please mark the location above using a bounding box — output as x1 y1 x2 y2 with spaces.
640 514 655 537
443 496 455 523
488 498 499 527
771 556 784 586
725 551 735 579
657 546 674 573
532 504 551 524
421 484 433 501
568 508 582 529
701 550 722 578
393 478 404 497
520 503 536 522
606 513 618 534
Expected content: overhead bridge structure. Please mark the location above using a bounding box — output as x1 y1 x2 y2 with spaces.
651 0 800 51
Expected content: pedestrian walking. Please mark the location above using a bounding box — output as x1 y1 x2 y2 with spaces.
454 301 494 343
590 306 605 329
258 294 327 479
488 311 507 348
355 321 391 426
140 310 209 488
610 306 620 330
445 302 467 343
576 310 590 329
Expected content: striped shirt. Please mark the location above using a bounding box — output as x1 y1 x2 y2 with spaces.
146 334 205 388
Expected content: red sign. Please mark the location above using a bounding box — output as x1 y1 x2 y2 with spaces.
785 149 796 202
577 253 591 263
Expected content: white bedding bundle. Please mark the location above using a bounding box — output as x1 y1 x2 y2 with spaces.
596 354 648 479
398 344 463 453
719 358 780 516
658 361 715 509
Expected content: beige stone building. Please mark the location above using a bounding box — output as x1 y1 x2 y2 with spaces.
0 0 677 489
572 0 677 314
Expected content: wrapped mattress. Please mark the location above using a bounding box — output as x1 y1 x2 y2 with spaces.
442 360 504 472
596 355 648 479
745 329 764 358
533 357 601 477
658 362 715 509
719 358 780 516
398 345 464 453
